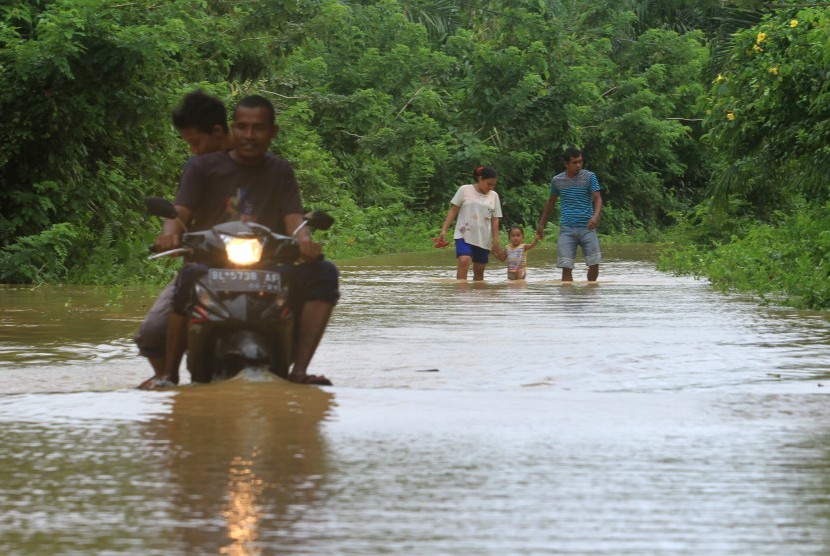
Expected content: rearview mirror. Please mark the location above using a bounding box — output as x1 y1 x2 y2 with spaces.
145 197 178 219
304 211 334 231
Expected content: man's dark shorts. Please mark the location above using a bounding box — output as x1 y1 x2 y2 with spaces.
171 260 340 315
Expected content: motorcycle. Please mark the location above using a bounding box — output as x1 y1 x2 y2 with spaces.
145 197 334 384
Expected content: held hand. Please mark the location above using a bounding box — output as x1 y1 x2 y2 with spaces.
432 230 449 248
156 215 188 252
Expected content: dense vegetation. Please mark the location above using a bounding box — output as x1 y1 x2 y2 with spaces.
657 5 830 309
1 1 829 309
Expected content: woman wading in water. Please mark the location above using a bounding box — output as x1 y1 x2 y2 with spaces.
438 166 503 281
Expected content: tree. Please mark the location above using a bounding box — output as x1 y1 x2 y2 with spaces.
703 7 830 215
0 0 316 282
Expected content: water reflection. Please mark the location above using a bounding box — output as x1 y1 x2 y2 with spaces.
2 246 830 553
141 374 334 554
0 284 156 367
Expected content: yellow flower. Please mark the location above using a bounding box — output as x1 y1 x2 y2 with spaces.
768 67 778 75
726 112 735 121
790 20 798 28
715 73 726 83
756 32 767 43
753 44 763 53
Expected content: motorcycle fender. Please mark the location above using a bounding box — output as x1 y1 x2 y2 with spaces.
219 330 269 362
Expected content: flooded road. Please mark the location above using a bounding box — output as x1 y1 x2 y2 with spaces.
1 245 830 554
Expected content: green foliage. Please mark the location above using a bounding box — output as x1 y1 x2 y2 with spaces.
580 28 710 227
0 222 80 283
657 196 755 274
280 0 462 210
655 3 830 309
274 0 715 236
400 0 460 42
0 0 317 284
703 7 830 211
658 201 830 310
502 181 549 228
320 196 435 259
599 204 655 242
5 0 814 301
271 101 341 203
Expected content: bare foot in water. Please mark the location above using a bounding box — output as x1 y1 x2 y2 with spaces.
137 375 176 390
288 371 332 386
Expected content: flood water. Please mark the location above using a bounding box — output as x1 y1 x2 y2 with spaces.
1 245 830 554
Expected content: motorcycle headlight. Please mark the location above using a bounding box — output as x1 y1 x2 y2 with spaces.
220 234 263 265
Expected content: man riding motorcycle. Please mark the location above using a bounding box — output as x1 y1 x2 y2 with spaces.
139 95 339 389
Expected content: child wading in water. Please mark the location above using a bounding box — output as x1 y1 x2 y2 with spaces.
496 226 539 280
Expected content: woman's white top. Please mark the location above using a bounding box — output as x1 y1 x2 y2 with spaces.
451 184 503 250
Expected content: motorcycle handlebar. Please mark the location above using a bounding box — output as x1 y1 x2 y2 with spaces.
148 247 192 260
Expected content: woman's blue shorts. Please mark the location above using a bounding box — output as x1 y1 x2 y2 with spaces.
455 238 490 264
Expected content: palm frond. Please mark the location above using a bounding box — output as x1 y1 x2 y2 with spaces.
400 0 460 43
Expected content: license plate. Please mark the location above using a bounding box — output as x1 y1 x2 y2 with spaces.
208 269 282 293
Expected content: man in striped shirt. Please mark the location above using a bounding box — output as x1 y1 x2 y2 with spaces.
536 147 604 282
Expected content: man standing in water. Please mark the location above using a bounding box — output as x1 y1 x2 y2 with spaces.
136 90 232 385
536 147 603 282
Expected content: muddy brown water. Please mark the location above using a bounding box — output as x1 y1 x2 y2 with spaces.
1 245 830 554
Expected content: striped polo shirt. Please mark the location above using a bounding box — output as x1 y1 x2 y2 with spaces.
550 169 602 227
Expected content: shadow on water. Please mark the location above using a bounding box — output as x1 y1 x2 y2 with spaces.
142 374 335 554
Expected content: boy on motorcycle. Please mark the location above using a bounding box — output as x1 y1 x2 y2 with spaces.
135 91 232 383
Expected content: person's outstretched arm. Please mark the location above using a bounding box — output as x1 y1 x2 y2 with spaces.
588 190 603 230
536 195 558 239
439 204 460 242
491 216 501 255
